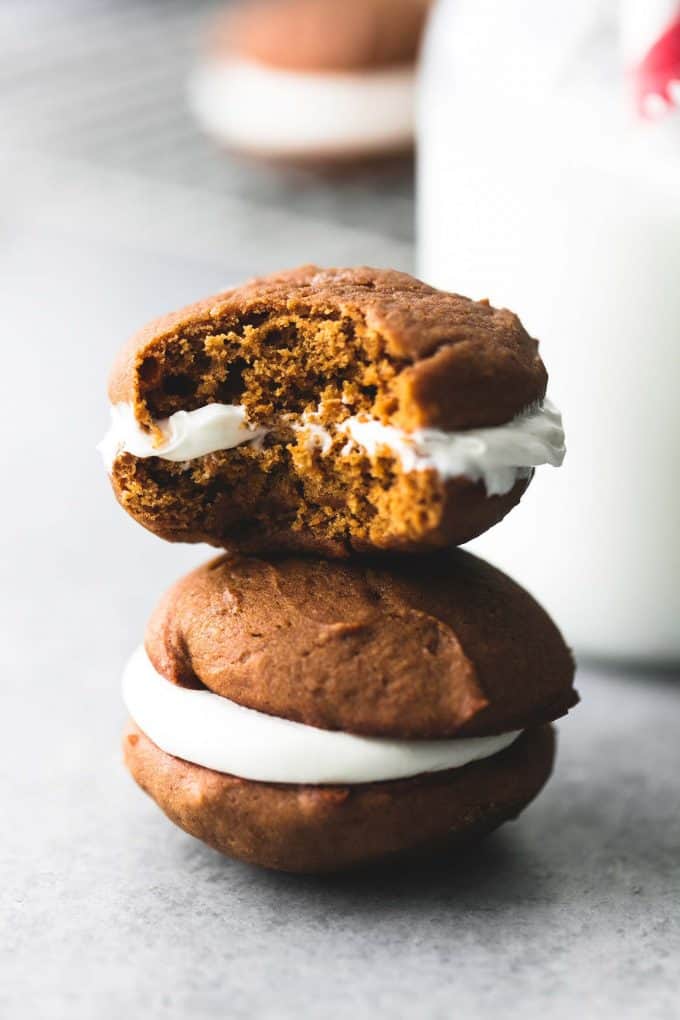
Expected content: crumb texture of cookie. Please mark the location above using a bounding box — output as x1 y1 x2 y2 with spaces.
109 266 546 431
123 722 556 873
101 266 562 556
144 549 577 740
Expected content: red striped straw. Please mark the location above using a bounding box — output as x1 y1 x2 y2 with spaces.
621 0 680 118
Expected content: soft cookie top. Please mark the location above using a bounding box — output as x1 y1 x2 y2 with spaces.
144 549 578 740
214 0 430 72
109 265 547 431
101 266 563 556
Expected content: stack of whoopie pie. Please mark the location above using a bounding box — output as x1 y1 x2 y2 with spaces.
101 266 578 873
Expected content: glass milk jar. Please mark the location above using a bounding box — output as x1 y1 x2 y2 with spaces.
418 0 680 662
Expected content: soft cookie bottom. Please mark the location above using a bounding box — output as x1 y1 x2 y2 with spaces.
123 722 555 873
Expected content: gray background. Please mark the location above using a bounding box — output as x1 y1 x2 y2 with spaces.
1 3 678 1018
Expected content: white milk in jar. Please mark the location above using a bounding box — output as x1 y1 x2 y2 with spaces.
417 0 680 662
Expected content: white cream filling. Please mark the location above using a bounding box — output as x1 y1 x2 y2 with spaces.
97 402 267 472
123 646 521 785
99 399 564 497
188 59 415 155
306 399 565 497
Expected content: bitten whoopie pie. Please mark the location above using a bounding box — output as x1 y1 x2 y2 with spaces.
190 0 430 161
122 549 578 873
99 266 565 557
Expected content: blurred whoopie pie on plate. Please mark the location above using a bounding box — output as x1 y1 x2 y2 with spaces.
189 0 430 161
